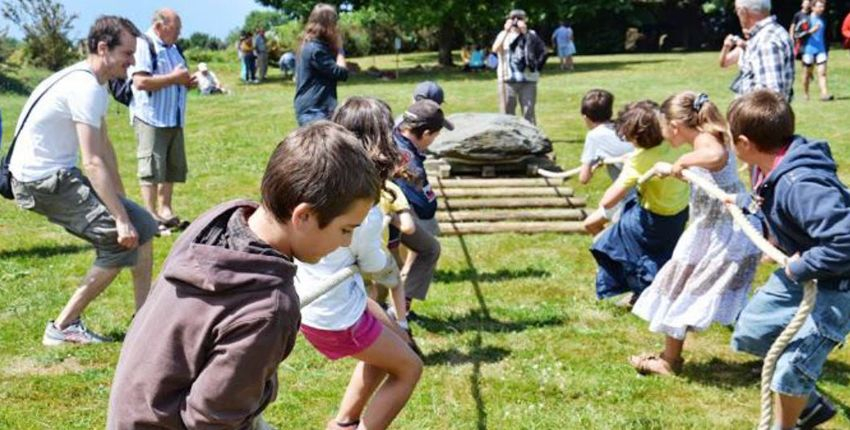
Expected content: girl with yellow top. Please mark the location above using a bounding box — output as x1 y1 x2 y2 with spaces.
585 100 690 303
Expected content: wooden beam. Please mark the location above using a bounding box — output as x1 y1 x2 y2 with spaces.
436 208 587 222
429 177 566 188
438 221 586 235
435 186 574 198
438 196 586 209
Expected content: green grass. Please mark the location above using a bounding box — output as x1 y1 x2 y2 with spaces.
1 50 850 429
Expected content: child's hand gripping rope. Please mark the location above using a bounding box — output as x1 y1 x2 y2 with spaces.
640 161 817 430
536 155 629 180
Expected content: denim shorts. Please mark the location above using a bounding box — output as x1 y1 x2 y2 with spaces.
731 270 850 396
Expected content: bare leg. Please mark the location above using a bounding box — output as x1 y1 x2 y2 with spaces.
775 393 807 429
157 183 175 220
816 63 830 98
662 335 684 363
130 241 153 310
335 327 422 430
566 55 574 70
140 184 159 220
55 265 121 328
803 66 813 100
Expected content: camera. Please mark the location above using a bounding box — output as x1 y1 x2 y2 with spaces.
511 18 519 27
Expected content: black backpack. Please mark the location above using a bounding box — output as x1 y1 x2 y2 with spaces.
107 34 185 106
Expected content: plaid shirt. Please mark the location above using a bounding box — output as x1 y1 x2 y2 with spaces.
738 16 795 100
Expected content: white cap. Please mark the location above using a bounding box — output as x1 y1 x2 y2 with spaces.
198 62 208 72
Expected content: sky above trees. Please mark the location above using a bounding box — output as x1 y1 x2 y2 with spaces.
0 0 273 40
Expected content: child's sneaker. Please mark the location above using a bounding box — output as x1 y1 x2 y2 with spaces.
42 319 110 346
796 393 836 430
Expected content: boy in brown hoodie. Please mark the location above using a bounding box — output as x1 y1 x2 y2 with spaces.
107 121 380 429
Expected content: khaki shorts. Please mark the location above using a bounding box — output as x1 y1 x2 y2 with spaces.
134 117 188 184
11 168 158 268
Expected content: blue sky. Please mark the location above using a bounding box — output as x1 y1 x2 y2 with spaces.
1 0 274 41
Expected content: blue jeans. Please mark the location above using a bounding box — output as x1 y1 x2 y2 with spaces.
296 108 331 127
731 270 850 396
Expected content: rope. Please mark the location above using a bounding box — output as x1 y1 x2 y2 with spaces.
298 265 360 309
536 156 627 180
643 162 818 429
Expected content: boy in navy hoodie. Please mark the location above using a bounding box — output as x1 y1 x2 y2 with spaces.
727 90 850 430
392 99 453 315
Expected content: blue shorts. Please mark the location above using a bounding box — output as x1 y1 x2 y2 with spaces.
731 270 850 396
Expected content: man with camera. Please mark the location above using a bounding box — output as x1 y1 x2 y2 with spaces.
491 9 547 124
722 0 794 101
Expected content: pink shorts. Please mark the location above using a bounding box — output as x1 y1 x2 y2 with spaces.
300 310 383 360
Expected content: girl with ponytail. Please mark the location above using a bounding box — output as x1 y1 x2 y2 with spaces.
628 91 761 376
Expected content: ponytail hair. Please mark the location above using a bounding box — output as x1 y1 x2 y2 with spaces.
660 91 730 146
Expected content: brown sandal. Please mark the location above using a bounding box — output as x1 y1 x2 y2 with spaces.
628 351 683 376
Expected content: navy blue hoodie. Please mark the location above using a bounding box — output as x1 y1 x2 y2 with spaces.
746 136 850 290
294 39 349 120
392 127 437 220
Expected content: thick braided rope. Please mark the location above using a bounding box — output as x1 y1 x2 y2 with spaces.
537 156 628 179
645 163 818 429
299 266 360 309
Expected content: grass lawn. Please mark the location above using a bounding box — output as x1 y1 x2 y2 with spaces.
1 50 850 429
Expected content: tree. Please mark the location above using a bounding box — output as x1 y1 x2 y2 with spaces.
1 0 77 71
255 0 638 66
243 9 292 31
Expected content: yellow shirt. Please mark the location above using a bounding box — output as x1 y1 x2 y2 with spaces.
617 145 690 216
379 181 410 215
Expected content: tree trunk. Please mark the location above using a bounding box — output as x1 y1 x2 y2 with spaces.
437 19 455 66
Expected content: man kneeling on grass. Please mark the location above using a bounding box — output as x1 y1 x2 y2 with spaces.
107 122 379 429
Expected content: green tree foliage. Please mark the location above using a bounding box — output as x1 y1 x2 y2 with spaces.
243 9 292 31
1 0 76 71
179 32 226 51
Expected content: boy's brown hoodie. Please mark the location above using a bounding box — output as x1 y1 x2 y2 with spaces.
107 200 300 429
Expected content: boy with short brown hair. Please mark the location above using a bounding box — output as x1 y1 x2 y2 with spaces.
107 121 380 429
728 89 850 430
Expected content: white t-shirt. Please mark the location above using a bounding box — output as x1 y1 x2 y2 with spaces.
295 206 390 330
9 62 107 182
579 123 634 180
196 71 220 94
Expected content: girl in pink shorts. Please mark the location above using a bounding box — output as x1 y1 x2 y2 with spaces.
295 97 423 430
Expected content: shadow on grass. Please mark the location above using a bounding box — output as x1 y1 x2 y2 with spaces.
0 244 91 260
434 267 550 284
684 357 850 389
424 342 510 366
415 310 563 335
345 57 676 86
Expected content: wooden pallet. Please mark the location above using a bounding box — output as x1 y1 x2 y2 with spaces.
431 174 589 236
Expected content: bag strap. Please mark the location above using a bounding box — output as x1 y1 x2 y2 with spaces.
3 67 95 165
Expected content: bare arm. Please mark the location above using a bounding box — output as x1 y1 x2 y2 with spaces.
98 121 126 196
719 35 742 68
599 180 631 210
77 122 137 248
578 163 593 185
671 133 728 176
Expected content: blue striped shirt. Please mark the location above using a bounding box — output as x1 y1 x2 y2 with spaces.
128 30 187 128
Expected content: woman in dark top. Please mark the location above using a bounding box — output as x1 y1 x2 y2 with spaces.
294 3 349 126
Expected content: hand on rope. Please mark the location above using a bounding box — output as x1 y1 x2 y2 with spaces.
537 155 630 179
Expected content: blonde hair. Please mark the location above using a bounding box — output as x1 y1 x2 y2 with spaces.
661 91 730 146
